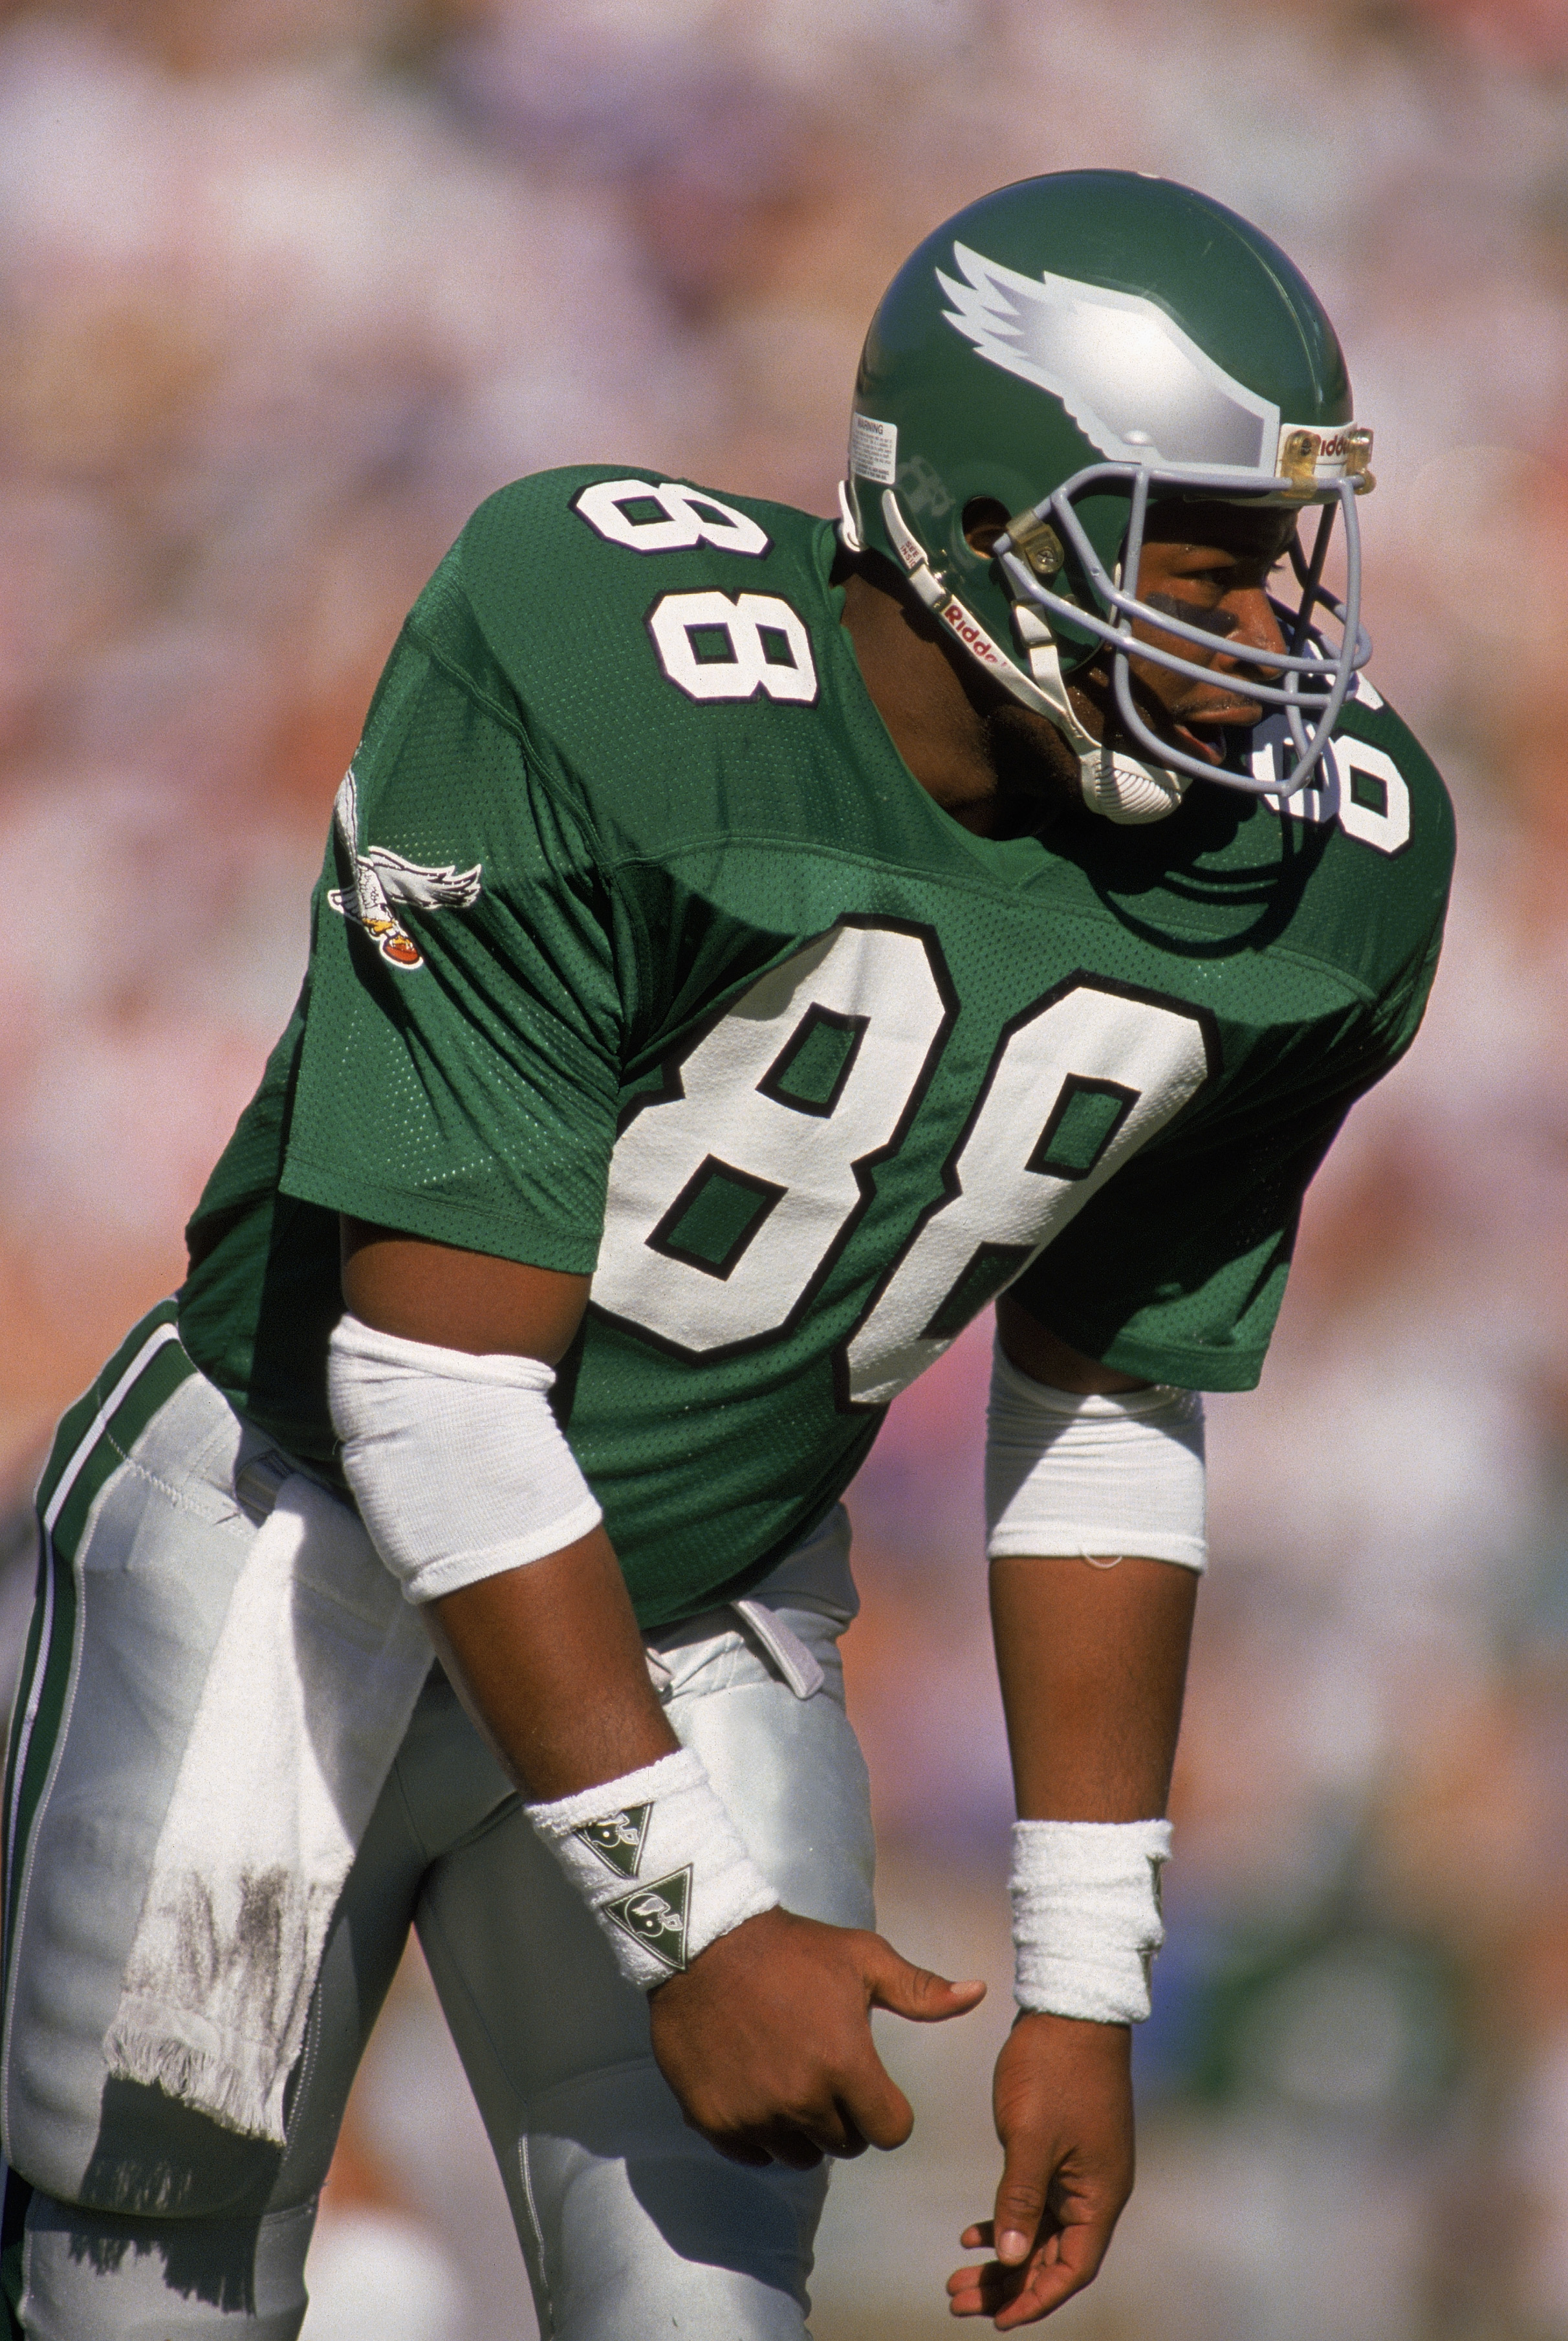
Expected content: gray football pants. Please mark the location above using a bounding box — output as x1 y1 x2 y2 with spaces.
0 1343 875 2338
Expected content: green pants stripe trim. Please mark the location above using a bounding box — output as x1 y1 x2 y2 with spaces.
2 1313 196 1999
0 1547 45 1984
30 1298 180 1525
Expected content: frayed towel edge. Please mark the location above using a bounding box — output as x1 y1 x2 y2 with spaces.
102 2014 289 2146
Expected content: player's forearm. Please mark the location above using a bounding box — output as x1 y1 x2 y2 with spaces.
989 1553 1195 1820
336 1220 673 1799
426 1526 679 1802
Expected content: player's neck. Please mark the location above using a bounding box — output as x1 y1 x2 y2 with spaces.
839 566 1004 833
838 563 1073 841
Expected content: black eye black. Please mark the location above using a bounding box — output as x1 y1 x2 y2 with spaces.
1144 593 1241 639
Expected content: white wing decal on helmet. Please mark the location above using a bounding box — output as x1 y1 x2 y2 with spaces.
936 243 1279 472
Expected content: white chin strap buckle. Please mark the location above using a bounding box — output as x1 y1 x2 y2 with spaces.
1078 745 1189 826
1012 603 1189 828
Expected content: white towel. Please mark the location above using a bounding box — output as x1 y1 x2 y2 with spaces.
103 1471 433 2143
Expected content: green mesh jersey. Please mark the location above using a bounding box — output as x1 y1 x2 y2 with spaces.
179 465 1452 1629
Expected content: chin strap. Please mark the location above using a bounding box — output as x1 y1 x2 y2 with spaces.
866 487 1190 828
1011 606 1190 827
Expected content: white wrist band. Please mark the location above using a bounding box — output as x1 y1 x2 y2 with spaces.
528 1748 780 1990
986 1340 1206 1571
328 1314 604 1603
1010 1818 1171 2024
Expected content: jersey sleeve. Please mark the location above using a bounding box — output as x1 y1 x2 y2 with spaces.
1010 943 1440 1390
279 613 633 1274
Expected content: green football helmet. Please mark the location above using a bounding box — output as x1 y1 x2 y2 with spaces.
841 171 1375 823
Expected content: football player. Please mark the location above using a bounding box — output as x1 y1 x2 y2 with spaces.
0 171 1450 2336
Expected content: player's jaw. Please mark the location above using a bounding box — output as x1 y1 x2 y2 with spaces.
1148 674 1276 767
1068 651 1278 776
1131 606 1290 765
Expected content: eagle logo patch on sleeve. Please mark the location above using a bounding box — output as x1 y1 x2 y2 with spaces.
328 769 483 969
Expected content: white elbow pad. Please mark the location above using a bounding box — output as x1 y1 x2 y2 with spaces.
327 1315 604 1604
985 1339 1206 1571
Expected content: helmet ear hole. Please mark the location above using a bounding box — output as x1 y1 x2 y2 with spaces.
961 498 1010 555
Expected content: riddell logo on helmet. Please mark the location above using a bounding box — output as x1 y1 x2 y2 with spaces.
939 599 1007 666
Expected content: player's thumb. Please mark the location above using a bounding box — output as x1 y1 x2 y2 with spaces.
840 1942 982 2155
992 2131 1055 2269
862 1935 986 2026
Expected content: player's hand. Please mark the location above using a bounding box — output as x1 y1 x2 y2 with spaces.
947 2012 1133 2327
648 1906 985 2170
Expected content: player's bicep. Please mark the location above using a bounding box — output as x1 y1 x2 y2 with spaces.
282 642 631 1278
340 1219 589 1364
993 1295 1149 1396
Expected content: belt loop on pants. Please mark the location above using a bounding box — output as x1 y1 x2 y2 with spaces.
729 1601 823 1700
642 1603 825 1700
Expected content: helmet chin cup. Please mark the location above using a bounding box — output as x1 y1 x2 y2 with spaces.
1078 745 1190 825
1013 602 1190 826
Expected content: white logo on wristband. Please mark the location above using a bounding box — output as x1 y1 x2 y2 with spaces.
574 1806 653 1879
528 1747 780 1992
604 1867 692 1973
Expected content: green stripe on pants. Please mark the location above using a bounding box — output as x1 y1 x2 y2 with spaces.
2 1312 196 1999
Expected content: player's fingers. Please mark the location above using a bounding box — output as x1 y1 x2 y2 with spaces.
948 2264 1070 2327
947 2237 1098 2329
703 2090 871 2170
757 2126 830 2171
764 2095 869 2166
947 2248 1005 2305
711 2135 851 2173
832 2034 915 2152
992 2129 1054 2267
977 2200 1116 2327
680 2092 824 2170
836 1939 981 2152
701 2113 827 2171
991 2230 1104 2331
860 1933 986 2025
946 2259 1060 2321
946 2269 993 2319
705 2133 774 2169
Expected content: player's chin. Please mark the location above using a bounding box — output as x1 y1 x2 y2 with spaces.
1167 702 1264 764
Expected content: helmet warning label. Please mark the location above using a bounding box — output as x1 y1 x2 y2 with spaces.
850 413 898 484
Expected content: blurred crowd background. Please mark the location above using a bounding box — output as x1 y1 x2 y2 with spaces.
3 0 1567 2333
